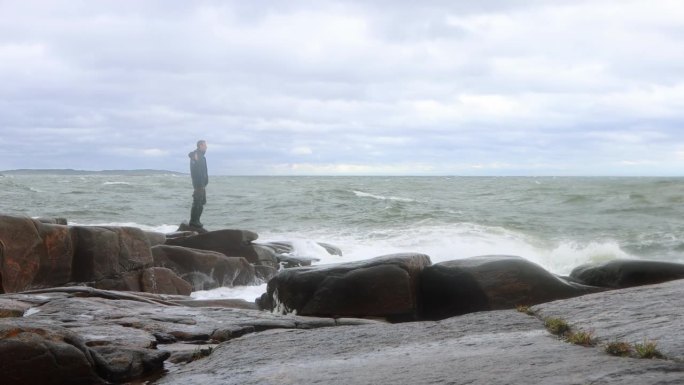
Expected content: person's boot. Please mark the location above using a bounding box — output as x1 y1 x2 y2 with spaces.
189 205 203 227
195 204 204 227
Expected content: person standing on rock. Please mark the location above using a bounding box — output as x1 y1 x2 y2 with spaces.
188 140 208 228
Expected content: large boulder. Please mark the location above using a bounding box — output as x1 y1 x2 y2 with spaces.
0 215 74 293
165 229 277 267
260 253 432 321
0 319 105 385
570 259 684 289
420 255 603 320
140 267 192 295
152 245 257 290
70 226 153 282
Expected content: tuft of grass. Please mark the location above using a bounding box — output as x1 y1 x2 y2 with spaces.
516 305 535 316
634 340 664 359
544 317 570 336
565 330 596 347
605 341 633 357
191 346 214 361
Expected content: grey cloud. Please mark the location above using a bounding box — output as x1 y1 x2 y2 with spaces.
1 0 684 175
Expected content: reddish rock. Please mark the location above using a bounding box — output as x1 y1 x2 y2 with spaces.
0 215 43 293
71 226 153 282
32 223 74 288
0 319 105 385
141 267 192 296
0 215 74 293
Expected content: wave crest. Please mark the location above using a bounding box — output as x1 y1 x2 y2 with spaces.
353 190 415 202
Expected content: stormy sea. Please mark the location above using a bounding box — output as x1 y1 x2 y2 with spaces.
3 172 684 302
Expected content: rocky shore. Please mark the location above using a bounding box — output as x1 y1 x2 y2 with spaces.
1 214 683 384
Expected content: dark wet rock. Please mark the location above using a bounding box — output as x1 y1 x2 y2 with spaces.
262 253 432 321
165 229 277 267
152 245 257 290
0 319 105 385
420 255 604 320
70 225 153 282
569 259 684 289
0 215 74 293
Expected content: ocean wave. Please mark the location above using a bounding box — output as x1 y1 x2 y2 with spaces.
262 223 636 276
102 181 133 186
352 190 415 202
69 221 179 233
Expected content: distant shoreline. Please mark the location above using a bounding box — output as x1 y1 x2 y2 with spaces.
0 169 186 176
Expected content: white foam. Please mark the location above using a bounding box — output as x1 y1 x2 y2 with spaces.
103 181 133 185
23 308 40 317
544 240 634 275
261 223 634 276
353 190 415 202
69 221 178 234
191 283 267 302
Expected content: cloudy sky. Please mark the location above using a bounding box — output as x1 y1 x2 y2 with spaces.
1 0 683 175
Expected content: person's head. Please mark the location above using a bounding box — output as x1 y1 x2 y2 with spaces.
196 140 207 153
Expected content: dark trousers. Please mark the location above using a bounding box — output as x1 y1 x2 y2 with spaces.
190 187 206 226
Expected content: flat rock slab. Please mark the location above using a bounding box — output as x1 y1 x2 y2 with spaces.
157 310 683 385
533 278 684 361
158 281 684 385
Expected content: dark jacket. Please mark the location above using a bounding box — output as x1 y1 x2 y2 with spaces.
189 150 208 189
